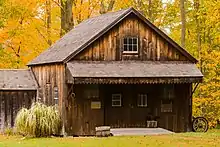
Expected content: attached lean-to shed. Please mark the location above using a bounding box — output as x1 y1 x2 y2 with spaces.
0 69 38 130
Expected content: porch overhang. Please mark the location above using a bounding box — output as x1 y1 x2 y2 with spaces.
66 61 203 84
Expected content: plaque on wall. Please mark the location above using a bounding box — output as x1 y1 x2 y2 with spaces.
161 103 172 112
91 101 101 109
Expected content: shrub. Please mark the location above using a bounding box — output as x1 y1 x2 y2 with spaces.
3 127 14 136
15 102 62 137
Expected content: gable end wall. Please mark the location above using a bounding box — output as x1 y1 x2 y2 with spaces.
74 14 189 62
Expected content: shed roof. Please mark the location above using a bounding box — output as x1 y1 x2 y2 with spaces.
28 7 197 66
67 61 203 78
0 69 38 90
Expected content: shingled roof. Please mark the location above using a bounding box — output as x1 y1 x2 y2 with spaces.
67 61 203 78
0 69 38 90
28 7 197 66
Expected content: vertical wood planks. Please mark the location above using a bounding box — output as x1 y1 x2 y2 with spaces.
72 15 189 62
31 64 66 107
31 64 68 133
0 90 36 131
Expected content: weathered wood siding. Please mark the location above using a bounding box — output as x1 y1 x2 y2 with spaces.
66 84 104 135
74 14 188 61
104 84 192 132
30 64 68 129
31 64 66 106
0 90 36 130
156 84 192 132
67 83 191 135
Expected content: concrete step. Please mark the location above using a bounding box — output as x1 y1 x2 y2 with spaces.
110 128 174 136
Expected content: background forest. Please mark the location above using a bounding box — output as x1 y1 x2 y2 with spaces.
0 0 219 126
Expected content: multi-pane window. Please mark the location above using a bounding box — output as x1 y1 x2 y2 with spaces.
137 94 148 107
112 94 122 107
123 37 138 53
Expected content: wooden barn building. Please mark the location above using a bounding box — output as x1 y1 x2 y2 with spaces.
0 69 37 130
1 7 203 135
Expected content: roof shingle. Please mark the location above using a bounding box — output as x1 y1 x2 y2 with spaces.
67 61 203 78
28 8 131 65
28 7 197 65
0 69 38 90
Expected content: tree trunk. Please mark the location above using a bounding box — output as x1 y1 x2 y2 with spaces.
46 0 52 45
148 0 153 22
194 0 202 71
99 0 115 14
180 0 186 48
107 0 115 12
60 0 74 36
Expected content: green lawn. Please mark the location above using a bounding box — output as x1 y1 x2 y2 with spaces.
1 130 220 147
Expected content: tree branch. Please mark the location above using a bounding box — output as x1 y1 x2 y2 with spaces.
52 0 64 10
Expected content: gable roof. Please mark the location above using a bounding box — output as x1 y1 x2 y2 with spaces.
28 7 197 66
0 69 38 90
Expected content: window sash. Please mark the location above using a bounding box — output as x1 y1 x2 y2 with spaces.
123 37 138 53
112 94 121 107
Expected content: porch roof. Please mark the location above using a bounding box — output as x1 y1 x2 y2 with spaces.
67 61 203 84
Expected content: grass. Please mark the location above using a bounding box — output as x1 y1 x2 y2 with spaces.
0 129 220 147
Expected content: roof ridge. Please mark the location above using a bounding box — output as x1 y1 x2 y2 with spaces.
28 7 197 65
80 7 132 23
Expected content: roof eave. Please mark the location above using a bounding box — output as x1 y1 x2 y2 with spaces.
27 61 64 66
130 8 198 63
0 88 37 91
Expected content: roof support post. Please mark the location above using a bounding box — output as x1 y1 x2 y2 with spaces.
191 82 200 96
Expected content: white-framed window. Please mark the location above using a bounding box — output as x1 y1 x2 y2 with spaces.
123 37 138 53
112 94 122 107
137 94 148 107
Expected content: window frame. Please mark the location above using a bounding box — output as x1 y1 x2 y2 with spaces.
123 37 139 54
54 86 59 105
112 94 122 107
137 94 148 107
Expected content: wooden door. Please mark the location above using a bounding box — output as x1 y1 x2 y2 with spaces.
104 85 131 128
81 85 104 135
129 85 155 127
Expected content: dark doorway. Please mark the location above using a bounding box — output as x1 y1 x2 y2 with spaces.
103 84 156 128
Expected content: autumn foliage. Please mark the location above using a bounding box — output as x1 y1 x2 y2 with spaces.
0 0 219 127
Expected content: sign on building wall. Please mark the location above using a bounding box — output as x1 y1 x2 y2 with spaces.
91 101 101 109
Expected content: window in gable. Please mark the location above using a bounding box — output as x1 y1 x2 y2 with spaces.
123 37 138 53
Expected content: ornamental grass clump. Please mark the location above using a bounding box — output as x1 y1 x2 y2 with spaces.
15 102 61 137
